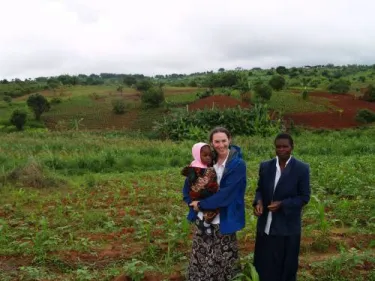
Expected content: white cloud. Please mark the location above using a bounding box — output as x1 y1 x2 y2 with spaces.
1 0 375 79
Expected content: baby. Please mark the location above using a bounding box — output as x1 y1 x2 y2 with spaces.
181 142 219 233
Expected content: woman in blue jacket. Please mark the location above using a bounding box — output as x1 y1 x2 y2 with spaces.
183 126 247 281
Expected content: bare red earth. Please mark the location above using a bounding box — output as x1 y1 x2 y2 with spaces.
285 91 375 129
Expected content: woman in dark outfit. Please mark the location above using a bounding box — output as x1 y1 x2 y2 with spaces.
183 127 247 281
253 133 310 281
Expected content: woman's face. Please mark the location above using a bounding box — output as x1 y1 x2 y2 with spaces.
275 138 292 161
211 132 230 157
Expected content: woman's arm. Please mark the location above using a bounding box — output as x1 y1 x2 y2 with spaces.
198 160 246 210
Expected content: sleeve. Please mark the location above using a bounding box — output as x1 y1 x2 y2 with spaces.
199 160 246 210
182 177 192 205
281 164 311 215
253 163 264 206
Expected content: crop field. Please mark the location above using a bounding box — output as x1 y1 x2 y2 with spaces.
0 128 374 280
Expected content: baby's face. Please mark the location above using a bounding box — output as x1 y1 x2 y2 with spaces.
200 146 212 166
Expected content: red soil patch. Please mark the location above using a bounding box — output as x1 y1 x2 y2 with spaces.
187 95 250 111
285 91 375 129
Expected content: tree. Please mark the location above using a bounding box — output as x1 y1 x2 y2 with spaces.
112 99 126 114
362 84 375 102
27 93 50 120
269 75 286 91
10 109 27 131
328 79 351 94
136 79 154 92
276 66 288 75
253 82 273 101
123 76 137 86
141 86 165 108
47 78 61 93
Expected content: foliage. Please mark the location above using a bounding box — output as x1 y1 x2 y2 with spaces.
196 88 214 99
328 79 351 94
3 95 12 103
26 93 50 120
362 84 375 102
111 98 127 114
269 75 286 91
10 109 27 131
309 79 321 88
302 90 309 100
355 109 375 123
276 66 288 75
141 86 165 108
153 104 281 140
253 82 273 101
136 79 154 92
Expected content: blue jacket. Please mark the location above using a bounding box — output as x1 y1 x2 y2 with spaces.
253 157 310 236
182 145 247 234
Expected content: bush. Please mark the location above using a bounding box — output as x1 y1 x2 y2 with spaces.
153 103 281 140
196 88 214 99
309 79 321 88
328 79 351 94
112 98 126 114
10 109 27 131
253 82 273 101
355 109 375 124
27 93 50 120
141 86 164 108
3 95 12 103
269 75 285 91
136 80 154 92
361 84 375 102
50 97 62 104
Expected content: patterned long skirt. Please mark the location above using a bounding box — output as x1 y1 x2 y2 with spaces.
187 220 240 281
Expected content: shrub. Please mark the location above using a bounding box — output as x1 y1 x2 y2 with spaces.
302 90 309 100
309 79 321 88
269 75 285 91
10 109 27 131
141 86 164 108
361 84 375 102
153 103 281 140
355 109 375 124
328 79 351 94
253 82 272 101
196 88 214 99
112 98 126 114
50 97 62 104
136 80 154 92
3 95 12 103
26 93 50 120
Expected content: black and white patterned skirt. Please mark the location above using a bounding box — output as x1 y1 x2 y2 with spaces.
187 219 240 281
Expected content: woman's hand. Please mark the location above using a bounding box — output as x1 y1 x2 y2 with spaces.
189 201 200 212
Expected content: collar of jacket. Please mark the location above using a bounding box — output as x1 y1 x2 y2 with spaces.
222 145 243 176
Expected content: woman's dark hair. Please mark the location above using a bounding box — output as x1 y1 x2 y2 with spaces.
209 126 232 143
274 132 294 148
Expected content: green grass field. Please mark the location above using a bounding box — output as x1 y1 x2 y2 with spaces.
0 128 374 280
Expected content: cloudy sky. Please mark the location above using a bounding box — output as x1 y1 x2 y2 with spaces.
1 0 374 79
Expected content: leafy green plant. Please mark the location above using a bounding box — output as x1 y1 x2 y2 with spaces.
122 259 154 281
10 109 27 131
112 98 127 114
356 109 375 124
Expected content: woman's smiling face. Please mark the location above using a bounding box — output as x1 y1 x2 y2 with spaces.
211 132 230 157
